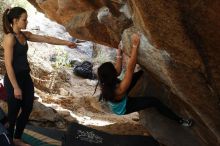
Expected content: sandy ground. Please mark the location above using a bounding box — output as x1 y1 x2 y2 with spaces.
32 72 149 136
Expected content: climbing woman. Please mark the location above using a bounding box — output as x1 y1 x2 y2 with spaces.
97 33 192 127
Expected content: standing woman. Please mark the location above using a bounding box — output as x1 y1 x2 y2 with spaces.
2 7 77 146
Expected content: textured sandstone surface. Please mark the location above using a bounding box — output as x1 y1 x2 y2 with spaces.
2 0 220 145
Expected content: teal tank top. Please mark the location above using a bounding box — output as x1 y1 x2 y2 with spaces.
108 95 127 115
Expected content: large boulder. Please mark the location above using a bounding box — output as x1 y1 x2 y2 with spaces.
15 0 220 145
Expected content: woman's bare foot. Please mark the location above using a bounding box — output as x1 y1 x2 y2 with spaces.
13 138 31 146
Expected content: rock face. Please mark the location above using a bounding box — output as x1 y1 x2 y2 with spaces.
26 0 220 146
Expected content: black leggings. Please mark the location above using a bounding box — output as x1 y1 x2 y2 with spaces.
4 71 34 139
125 71 182 122
125 96 182 122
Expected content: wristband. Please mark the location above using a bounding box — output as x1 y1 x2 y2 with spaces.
132 45 138 48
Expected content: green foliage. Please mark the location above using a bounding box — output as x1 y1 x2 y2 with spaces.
0 0 31 11
94 51 112 64
7 0 28 8
0 1 7 13
50 48 71 69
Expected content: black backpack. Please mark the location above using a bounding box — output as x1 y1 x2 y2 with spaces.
73 61 95 79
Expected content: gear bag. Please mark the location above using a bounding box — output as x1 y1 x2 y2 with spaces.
73 61 95 79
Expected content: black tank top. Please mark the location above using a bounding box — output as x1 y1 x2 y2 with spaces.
12 32 30 73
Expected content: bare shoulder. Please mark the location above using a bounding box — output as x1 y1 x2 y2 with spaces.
4 33 14 40
115 84 128 101
3 33 15 45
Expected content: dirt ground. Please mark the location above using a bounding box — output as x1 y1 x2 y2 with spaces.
33 73 149 136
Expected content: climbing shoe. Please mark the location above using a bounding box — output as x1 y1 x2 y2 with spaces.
179 119 193 127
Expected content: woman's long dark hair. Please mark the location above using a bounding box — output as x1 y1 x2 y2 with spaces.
2 7 27 34
97 62 119 102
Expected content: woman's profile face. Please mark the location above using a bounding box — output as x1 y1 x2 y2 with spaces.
14 12 28 29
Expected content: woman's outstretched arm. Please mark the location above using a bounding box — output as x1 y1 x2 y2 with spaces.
114 41 123 76
23 31 77 48
115 33 140 99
